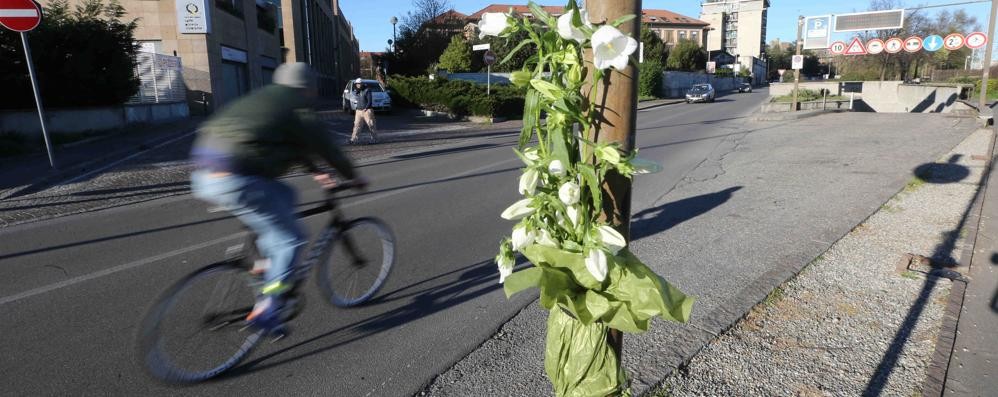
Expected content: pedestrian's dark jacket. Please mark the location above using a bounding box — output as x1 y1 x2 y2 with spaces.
355 86 373 110
191 84 356 179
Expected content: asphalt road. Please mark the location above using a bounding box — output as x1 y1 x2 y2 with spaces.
0 91 771 395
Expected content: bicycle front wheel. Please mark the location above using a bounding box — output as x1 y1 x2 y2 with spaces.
317 217 396 307
137 261 263 383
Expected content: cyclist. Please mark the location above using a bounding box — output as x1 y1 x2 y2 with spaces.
190 62 364 332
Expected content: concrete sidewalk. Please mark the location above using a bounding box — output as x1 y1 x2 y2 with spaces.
943 126 998 396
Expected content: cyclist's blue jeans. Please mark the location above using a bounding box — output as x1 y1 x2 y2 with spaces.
191 170 306 293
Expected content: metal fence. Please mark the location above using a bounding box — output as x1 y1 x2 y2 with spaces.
127 52 186 104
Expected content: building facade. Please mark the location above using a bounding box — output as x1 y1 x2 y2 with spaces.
40 0 286 114
280 0 361 98
700 0 769 72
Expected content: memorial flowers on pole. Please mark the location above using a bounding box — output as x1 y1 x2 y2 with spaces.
486 2 694 396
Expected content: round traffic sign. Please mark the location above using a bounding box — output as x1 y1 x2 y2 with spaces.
923 35 943 52
829 41 847 54
966 32 988 49
483 50 497 65
885 37 904 53
904 36 923 53
0 0 42 32
866 39 885 55
944 33 965 50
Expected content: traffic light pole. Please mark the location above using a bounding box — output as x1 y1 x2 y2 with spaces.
585 0 641 366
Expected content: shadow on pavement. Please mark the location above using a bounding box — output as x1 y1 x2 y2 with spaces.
221 257 514 379
631 187 742 241
863 155 976 396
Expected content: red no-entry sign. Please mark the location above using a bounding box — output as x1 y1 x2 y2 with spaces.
0 0 42 32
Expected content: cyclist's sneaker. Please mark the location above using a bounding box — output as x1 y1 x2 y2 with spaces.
246 295 284 332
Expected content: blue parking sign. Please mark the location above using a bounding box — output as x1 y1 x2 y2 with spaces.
923 35 943 52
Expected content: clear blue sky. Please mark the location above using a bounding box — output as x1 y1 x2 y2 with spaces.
340 0 993 52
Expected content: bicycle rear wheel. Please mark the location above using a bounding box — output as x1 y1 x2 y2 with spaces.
317 217 396 307
137 261 263 383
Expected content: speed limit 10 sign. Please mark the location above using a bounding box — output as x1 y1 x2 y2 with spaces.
829 41 846 54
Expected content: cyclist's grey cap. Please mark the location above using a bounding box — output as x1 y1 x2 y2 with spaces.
274 62 316 89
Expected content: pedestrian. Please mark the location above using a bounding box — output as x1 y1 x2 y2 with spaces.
351 78 379 144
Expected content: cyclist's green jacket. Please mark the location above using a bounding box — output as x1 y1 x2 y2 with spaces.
191 85 356 179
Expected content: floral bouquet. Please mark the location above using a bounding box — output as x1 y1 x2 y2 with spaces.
484 2 695 396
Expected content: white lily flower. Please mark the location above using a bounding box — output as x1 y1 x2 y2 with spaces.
501 199 535 220
584 249 608 282
566 205 580 226
558 182 581 205
631 157 663 174
548 160 566 177
518 169 539 195
496 254 515 283
597 225 626 254
591 25 638 70
536 228 558 247
511 225 536 251
478 12 509 39
557 9 590 43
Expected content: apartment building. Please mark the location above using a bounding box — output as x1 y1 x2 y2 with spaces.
280 0 361 97
700 0 769 73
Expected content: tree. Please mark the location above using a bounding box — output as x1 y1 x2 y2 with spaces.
666 39 706 72
438 35 472 72
471 30 537 72
640 24 666 64
0 0 138 109
383 0 456 76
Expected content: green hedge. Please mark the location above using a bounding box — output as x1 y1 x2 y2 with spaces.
388 75 525 118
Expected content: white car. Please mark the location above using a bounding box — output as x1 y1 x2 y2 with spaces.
342 79 392 113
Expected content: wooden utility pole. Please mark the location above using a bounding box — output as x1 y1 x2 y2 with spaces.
980 0 998 111
585 0 640 369
791 16 804 112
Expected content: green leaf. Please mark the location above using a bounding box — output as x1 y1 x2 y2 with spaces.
503 266 543 298
501 39 533 66
528 1 554 26
520 90 540 148
530 79 563 101
609 14 636 27
577 164 602 213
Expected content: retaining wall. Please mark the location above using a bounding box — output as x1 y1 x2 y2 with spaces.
661 71 743 98
1 102 189 135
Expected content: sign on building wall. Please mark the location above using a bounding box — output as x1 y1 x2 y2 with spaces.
803 15 831 50
221 45 248 63
176 0 211 34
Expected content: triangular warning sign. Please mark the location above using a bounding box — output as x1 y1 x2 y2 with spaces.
844 37 867 55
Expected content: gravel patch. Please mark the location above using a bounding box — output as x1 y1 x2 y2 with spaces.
658 127 991 396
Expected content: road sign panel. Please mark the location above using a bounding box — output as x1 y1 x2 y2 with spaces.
944 33 965 50
904 36 923 53
791 55 804 70
966 32 988 49
844 37 867 55
804 15 832 49
483 50 497 65
829 41 847 54
472 43 491 51
834 9 905 32
923 34 943 52
866 39 885 55
885 37 903 53
0 0 42 32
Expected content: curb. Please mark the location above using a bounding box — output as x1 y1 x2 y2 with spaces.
752 109 846 122
637 99 685 111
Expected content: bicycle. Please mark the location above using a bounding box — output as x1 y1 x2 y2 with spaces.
136 180 395 383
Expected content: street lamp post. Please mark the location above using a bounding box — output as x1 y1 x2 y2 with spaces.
389 16 398 53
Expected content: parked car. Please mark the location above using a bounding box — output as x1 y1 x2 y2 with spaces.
737 83 753 93
685 84 715 103
342 79 392 113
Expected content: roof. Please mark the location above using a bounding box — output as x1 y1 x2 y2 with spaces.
642 9 708 26
467 4 564 20
461 5 707 27
428 9 469 25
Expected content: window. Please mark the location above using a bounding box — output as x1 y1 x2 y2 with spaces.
678 31 686 41
662 29 673 43
691 31 699 43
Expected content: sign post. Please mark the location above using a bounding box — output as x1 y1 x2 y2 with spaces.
1 0 54 169
483 50 497 96
792 16 804 112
